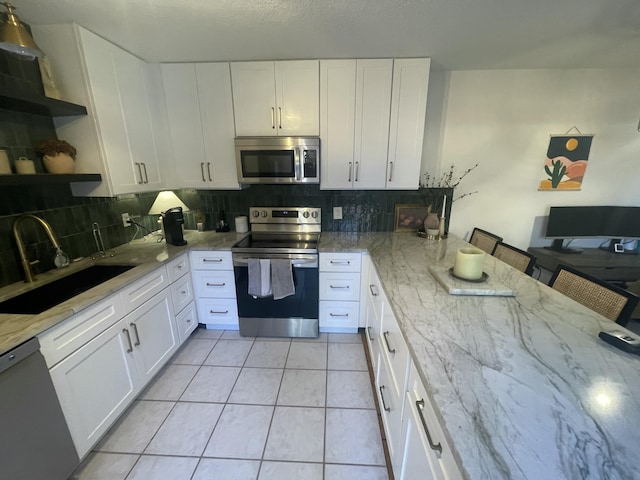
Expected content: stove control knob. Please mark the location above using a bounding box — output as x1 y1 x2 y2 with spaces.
302 211 310 218
311 211 319 218
252 210 260 218
261 210 268 218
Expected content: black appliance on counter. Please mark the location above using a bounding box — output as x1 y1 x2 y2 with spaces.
162 207 187 246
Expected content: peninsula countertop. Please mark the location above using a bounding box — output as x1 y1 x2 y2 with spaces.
320 232 640 480
2 230 639 479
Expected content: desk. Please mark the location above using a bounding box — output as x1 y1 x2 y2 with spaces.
528 247 640 282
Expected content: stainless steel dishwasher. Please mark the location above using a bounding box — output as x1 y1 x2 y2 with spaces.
0 337 79 480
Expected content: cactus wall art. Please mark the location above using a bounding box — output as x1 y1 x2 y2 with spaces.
539 133 593 190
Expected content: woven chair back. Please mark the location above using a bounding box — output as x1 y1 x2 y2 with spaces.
493 243 536 275
470 229 502 254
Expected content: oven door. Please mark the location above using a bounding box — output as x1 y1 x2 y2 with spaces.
233 254 319 337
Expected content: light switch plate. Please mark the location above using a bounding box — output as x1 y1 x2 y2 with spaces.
333 207 343 220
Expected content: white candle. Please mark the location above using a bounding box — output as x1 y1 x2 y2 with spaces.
441 195 447 217
15 157 36 174
453 248 485 280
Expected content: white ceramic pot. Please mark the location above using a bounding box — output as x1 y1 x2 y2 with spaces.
43 153 75 174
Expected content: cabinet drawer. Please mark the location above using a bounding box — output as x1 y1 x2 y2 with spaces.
319 272 361 301
176 302 198 344
166 252 190 283
319 300 359 332
38 293 125 368
193 270 236 298
377 353 403 469
196 298 239 327
171 274 195 314
119 266 169 314
319 252 362 272
191 250 233 270
379 302 410 401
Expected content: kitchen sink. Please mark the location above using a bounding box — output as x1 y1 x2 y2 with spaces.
0 264 136 315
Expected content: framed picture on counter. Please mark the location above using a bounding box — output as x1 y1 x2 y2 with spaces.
394 204 428 232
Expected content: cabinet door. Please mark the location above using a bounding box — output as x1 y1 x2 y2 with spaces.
320 60 356 189
319 300 359 332
49 320 139 458
275 60 319 136
231 61 278 136
197 63 242 188
161 63 208 187
111 47 163 193
386 58 430 189
354 59 393 189
126 289 178 384
197 297 239 329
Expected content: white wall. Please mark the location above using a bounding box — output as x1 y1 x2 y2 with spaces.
422 68 640 250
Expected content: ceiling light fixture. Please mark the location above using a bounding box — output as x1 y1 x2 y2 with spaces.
0 2 43 59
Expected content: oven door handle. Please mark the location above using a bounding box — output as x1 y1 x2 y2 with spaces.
232 256 318 268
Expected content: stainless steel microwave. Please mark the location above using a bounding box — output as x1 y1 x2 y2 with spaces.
235 137 320 184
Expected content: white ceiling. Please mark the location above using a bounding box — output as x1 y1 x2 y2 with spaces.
15 0 640 70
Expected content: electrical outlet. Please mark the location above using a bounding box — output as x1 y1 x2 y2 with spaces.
333 206 343 220
121 213 131 227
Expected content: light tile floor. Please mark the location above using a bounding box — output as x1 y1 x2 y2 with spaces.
70 329 390 480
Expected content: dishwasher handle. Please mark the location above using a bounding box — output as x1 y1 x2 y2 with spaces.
0 337 40 375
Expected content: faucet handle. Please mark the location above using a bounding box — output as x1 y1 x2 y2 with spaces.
54 248 70 268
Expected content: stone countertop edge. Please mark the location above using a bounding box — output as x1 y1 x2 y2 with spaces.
0 230 247 356
320 231 640 480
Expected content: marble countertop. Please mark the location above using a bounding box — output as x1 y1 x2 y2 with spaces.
3 229 639 478
320 232 640 479
0 230 245 356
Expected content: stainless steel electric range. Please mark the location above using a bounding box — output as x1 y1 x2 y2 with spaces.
231 207 321 338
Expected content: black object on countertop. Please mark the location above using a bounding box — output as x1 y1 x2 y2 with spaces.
598 330 640 354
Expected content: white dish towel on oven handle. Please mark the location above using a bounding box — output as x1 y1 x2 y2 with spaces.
271 258 295 300
248 258 272 298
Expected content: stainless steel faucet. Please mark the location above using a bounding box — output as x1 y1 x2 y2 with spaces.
12 214 69 283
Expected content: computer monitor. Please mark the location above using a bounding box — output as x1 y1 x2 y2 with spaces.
545 206 640 254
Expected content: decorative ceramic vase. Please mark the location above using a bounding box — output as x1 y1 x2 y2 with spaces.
43 153 75 174
424 212 439 230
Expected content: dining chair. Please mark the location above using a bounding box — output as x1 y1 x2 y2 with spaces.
492 242 537 276
469 228 502 254
549 264 639 326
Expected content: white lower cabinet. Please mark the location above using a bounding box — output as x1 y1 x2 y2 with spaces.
38 262 190 459
191 250 238 330
363 256 463 479
49 319 138 458
318 252 362 333
400 363 462 480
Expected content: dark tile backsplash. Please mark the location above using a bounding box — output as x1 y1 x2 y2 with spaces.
0 44 452 287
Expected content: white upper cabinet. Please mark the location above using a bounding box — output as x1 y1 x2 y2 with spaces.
320 58 430 190
386 58 431 189
31 24 167 196
161 63 241 189
231 60 319 136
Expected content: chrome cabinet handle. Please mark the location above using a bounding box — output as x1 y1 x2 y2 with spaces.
330 260 350 265
348 162 352 182
379 385 391 412
355 161 360 182
329 285 350 289
135 162 143 184
141 163 149 183
367 326 375 341
416 399 443 456
383 331 396 355
369 284 379 296
130 323 140 346
203 258 223 263
278 107 282 128
207 162 212 181
329 313 349 317
388 161 394 182
210 309 229 314
200 162 206 182
206 282 226 287
271 107 275 129
123 328 133 353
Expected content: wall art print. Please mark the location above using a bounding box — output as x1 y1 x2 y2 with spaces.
539 134 594 190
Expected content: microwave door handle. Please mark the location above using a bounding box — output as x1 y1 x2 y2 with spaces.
295 148 301 181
